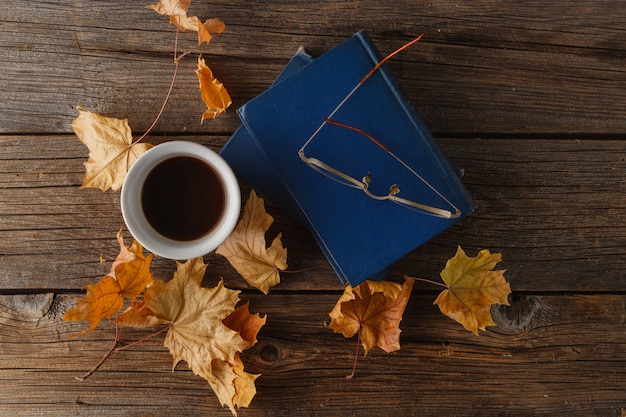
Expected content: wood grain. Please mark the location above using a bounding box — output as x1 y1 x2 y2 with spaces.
1 292 624 417
2 135 626 292
3 1 626 416
3 1 626 135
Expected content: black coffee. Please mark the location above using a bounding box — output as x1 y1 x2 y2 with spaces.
141 156 226 241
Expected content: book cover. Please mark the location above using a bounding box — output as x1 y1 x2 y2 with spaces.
234 31 475 286
220 47 314 224
221 46 383 283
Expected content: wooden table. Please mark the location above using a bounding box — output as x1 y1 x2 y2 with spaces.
2 1 626 416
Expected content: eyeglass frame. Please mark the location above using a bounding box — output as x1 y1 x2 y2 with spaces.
297 34 462 220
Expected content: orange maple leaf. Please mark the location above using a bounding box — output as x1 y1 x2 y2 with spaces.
433 246 510 335
328 278 414 355
196 56 232 121
145 0 190 16
117 258 263 415
146 0 225 46
216 190 287 294
209 302 266 413
63 230 153 335
172 15 225 45
71 106 153 192
223 301 267 348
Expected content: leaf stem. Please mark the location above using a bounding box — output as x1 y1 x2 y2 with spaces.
280 264 329 274
346 327 361 379
133 28 186 144
76 339 118 381
76 324 170 381
115 325 170 353
405 275 448 289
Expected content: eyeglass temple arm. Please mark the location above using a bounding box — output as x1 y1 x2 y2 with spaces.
299 152 365 189
323 117 390 152
359 33 425 85
299 34 426 156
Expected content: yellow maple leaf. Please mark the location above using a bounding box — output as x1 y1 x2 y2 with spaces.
63 230 153 335
216 190 287 294
211 354 260 414
328 278 414 355
433 246 511 335
71 106 153 191
196 56 232 121
230 355 259 410
117 258 262 415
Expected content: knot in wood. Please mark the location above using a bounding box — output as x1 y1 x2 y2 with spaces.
491 295 550 334
260 342 280 363
0 293 55 321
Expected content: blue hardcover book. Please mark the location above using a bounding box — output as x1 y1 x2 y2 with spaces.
232 31 475 286
220 47 313 224
221 47 388 283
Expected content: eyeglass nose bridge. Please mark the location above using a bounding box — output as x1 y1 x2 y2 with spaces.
360 173 399 201
299 150 461 220
361 174 459 219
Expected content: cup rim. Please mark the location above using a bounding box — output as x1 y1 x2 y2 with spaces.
120 141 240 259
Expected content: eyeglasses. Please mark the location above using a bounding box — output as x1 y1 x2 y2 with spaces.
297 34 462 219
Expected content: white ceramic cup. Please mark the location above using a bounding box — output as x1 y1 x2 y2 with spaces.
121 141 240 259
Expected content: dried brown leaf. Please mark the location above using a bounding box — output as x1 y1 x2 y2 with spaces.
216 190 287 294
63 230 153 335
116 257 263 415
145 0 190 16
72 106 153 191
328 278 414 355
196 56 232 121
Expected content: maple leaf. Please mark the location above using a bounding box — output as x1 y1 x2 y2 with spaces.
199 17 226 42
211 354 260 414
146 0 225 45
216 190 287 294
117 258 262 415
433 246 510 335
145 0 190 16
72 106 153 191
63 230 153 335
172 15 226 45
208 302 266 413
328 278 414 355
223 301 267 348
196 56 232 121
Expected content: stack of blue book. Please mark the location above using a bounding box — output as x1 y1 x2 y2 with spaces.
220 31 475 286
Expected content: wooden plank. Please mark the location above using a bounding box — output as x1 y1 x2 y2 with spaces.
1 135 626 292
1 292 624 416
3 1 626 135
0 134 338 291
399 136 626 293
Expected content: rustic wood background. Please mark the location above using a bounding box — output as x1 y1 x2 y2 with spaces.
2 1 626 416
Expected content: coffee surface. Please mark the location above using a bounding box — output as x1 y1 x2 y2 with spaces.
141 156 226 241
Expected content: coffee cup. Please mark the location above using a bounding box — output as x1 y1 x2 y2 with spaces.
121 141 240 259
